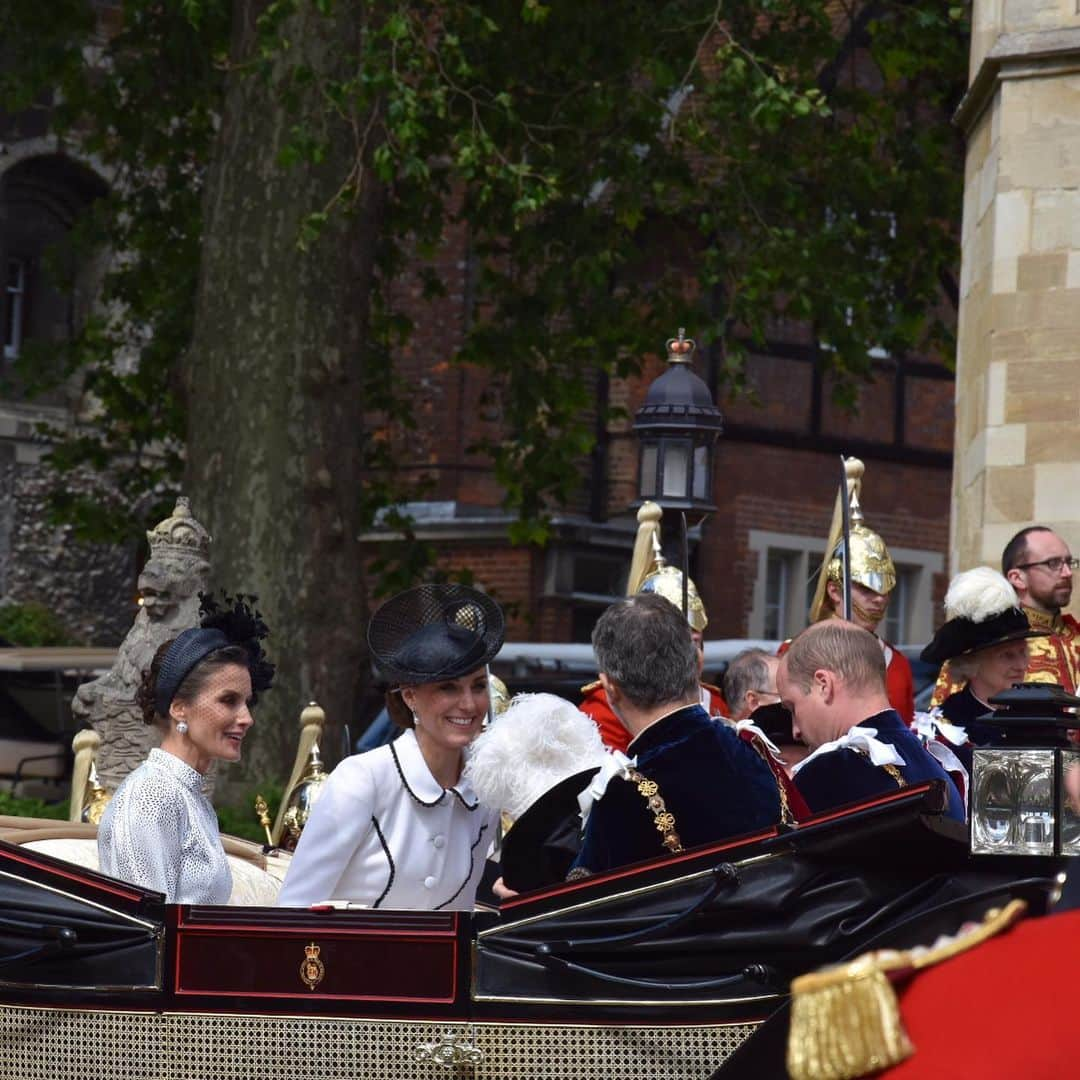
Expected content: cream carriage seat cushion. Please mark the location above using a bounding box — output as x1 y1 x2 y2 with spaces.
0 818 288 906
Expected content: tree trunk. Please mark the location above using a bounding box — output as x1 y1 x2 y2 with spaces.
185 0 382 791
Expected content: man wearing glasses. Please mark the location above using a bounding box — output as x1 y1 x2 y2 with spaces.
1001 526 1080 693
932 526 1080 703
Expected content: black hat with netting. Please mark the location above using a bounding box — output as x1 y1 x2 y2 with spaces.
367 583 505 686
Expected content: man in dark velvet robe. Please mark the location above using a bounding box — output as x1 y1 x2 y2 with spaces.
779 621 965 823
570 594 782 878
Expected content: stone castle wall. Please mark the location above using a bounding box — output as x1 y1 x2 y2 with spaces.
953 1 1080 596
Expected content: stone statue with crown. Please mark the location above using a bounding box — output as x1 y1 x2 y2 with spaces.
71 497 212 795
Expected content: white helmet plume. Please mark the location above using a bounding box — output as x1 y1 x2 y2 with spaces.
464 693 607 821
944 566 1021 624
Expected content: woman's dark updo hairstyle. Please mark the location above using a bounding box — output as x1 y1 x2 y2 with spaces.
137 640 251 726
385 687 415 730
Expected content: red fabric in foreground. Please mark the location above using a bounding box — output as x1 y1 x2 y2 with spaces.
881 909 1080 1078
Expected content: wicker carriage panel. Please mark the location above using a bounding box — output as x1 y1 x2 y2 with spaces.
0 1004 754 1080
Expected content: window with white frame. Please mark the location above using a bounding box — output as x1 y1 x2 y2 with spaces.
4 257 27 361
749 534 823 642
748 529 942 645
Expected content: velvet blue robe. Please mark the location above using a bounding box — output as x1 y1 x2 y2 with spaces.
571 704 781 876
940 684 1003 773
794 709 965 823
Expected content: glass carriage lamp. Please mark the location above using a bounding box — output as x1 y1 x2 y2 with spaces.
633 329 724 519
970 683 1080 857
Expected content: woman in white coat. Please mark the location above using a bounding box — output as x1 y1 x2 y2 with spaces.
277 583 503 910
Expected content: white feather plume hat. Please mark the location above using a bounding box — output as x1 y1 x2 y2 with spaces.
463 692 608 821
921 566 1044 664
944 566 1020 623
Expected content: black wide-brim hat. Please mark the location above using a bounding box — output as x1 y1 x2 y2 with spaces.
367 583 505 685
500 767 600 892
920 606 1045 665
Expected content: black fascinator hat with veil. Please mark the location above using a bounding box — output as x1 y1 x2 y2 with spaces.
154 593 275 716
367 584 505 686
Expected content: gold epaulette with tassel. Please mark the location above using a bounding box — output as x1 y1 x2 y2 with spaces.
787 898 1028 1080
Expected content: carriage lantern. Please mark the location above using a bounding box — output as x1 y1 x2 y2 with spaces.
633 329 723 519
970 683 1080 857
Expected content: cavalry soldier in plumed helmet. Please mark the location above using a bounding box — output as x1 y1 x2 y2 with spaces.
579 501 728 754
785 457 915 724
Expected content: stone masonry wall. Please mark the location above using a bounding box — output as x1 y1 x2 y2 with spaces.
0 449 134 646
954 1 1080 612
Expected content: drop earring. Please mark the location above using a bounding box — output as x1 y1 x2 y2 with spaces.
176 721 189 735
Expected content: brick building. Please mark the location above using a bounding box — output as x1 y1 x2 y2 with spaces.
367 225 956 647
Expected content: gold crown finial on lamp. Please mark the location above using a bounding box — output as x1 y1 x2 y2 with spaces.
665 327 695 365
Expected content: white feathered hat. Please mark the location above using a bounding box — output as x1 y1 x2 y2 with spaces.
464 693 608 821
921 566 1043 664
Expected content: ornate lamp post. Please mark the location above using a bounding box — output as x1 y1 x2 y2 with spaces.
632 329 724 616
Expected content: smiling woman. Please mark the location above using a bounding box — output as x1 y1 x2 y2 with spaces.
277 584 504 911
96 597 275 904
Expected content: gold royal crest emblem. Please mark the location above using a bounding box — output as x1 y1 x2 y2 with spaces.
299 942 325 991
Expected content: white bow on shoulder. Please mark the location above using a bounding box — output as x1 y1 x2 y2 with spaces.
911 710 969 748
576 750 637 824
790 726 906 777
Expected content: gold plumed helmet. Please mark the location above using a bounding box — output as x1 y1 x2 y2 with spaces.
808 458 896 624
625 502 708 632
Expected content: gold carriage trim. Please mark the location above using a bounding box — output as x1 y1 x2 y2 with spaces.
0 1003 757 1080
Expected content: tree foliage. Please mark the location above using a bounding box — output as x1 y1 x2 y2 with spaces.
3 0 968 556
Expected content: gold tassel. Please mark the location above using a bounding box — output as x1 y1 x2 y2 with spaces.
787 900 1028 1080
787 952 913 1080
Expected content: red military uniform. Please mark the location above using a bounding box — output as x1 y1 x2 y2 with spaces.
931 606 1080 706
884 643 915 726
872 906 1080 1077
579 679 728 755
783 901 1080 1079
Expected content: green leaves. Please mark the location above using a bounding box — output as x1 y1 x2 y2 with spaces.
9 0 967 577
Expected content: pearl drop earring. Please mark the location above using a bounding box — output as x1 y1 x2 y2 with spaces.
176 721 189 735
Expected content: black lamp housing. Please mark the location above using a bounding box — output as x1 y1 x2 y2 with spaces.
633 330 723 518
